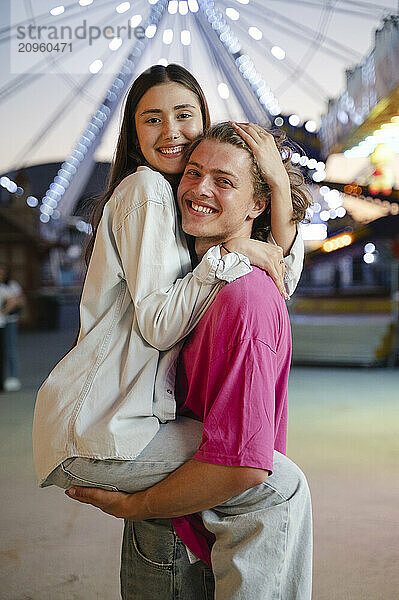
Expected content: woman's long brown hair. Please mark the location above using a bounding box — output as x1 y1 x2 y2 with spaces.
85 64 211 265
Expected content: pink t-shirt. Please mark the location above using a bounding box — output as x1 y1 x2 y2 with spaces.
171 267 292 566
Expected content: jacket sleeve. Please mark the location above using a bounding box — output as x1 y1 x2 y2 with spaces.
113 177 252 352
267 227 304 296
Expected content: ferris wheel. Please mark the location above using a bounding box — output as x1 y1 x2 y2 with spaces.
1 0 395 228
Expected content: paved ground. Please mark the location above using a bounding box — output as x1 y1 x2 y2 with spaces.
1 330 398 599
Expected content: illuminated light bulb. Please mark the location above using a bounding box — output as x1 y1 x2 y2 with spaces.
342 235 352 245
226 7 239 20
181 30 191 45
319 186 330 195
188 0 199 12
248 27 262 40
217 83 230 99
364 242 375 253
50 5 65 16
8 181 18 193
316 161 325 170
148 0 159 4
274 117 284 127
363 253 375 264
163 29 173 44
52 210 61 220
288 114 300 126
320 210 330 221
305 120 317 133
236 0 249 3
168 0 178 13
109 37 123 51
329 209 337 219
116 2 130 14
271 46 285 60
291 152 300 164
299 155 308 166
158 58 168 66
79 0 93 5
179 1 188 14
313 202 321 213
0 177 10 187
130 15 142 27
307 158 317 170
145 24 157 38
336 207 346 218
27 196 39 207
40 214 50 223
89 59 103 74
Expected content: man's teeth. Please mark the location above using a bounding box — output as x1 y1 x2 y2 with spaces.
159 146 184 155
191 201 216 214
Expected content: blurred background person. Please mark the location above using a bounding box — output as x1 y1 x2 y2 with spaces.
0 264 25 392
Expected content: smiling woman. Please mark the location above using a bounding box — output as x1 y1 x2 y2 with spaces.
135 82 203 175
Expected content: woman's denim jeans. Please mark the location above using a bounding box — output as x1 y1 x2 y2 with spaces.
44 417 312 599
121 518 215 600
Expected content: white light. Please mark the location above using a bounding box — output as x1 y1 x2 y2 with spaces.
79 0 93 5
337 110 348 125
218 83 230 99
248 26 262 41
181 30 191 45
289 114 300 127
312 171 326 182
40 214 50 223
109 37 122 51
271 46 285 60
336 207 346 218
236 0 249 3
130 14 142 27
274 117 284 127
188 0 199 12
148 0 159 4
27 196 38 207
163 29 173 44
305 120 317 133
329 209 337 219
7 181 18 193
226 7 240 20
313 202 321 213
300 223 327 241
320 210 330 221
179 1 188 14
364 242 376 253
307 158 317 170
316 161 325 170
50 5 65 16
325 189 342 209
168 0 178 13
158 58 168 66
269 106 281 116
319 185 330 195
89 59 103 74
0 177 10 187
145 24 157 38
299 156 308 166
291 152 300 164
116 2 130 14
363 253 375 264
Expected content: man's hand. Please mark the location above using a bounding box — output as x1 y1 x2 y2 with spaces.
65 487 149 520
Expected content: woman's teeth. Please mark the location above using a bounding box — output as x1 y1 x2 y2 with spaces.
190 201 216 214
158 145 184 155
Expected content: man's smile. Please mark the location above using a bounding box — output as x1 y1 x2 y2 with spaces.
186 198 218 215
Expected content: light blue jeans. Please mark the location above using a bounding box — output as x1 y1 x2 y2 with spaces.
44 417 313 599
